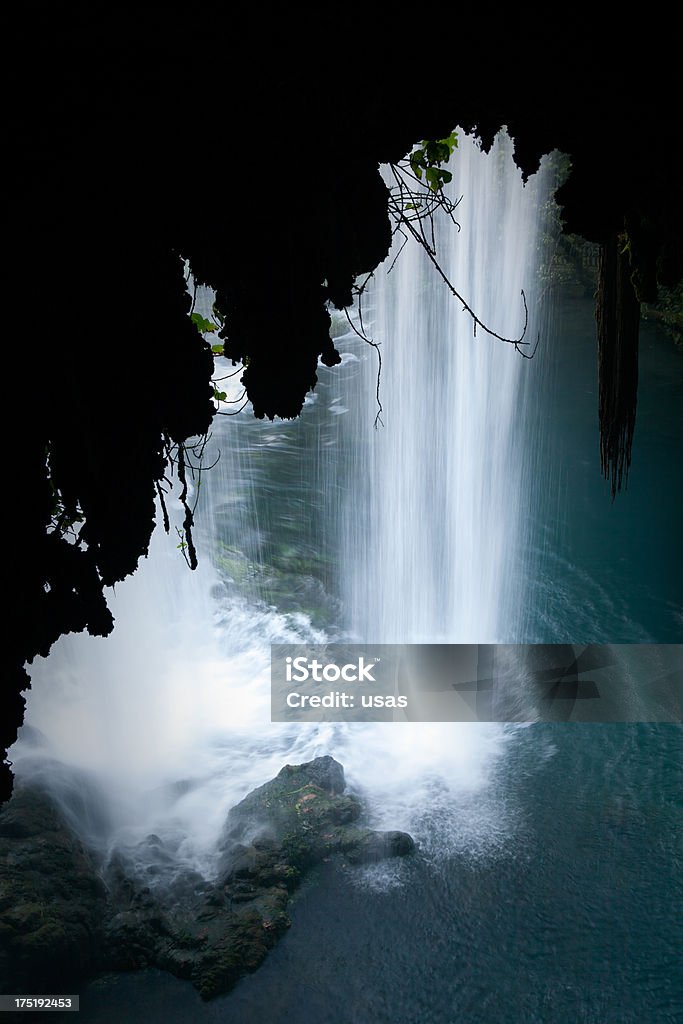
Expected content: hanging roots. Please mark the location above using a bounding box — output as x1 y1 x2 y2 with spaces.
597 233 640 498
159 432 220 568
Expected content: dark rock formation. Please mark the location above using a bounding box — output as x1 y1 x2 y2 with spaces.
0 786 110 994
0 757 414 1000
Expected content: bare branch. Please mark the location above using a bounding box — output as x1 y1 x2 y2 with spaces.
156 481 170 533
343 304 383 429
386 163 533 350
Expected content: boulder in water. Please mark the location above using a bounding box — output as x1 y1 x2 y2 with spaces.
0 757 414 1001
109 755 414 999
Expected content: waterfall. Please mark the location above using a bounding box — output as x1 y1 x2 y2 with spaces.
343 130 548 643
12 129 552 870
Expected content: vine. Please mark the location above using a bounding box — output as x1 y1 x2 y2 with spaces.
155 430 224 570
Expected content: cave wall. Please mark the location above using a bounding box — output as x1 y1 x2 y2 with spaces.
3 11 680 802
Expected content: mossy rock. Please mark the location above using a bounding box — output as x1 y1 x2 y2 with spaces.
1 757 414 1002
0 785 110 992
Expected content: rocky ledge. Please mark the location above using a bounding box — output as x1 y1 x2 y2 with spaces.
0 756 413 999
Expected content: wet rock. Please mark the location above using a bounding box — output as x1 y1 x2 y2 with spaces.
344 829 416 864
1 757 414 1001
116 756 415 998
0 785 110 993
222 754 348 844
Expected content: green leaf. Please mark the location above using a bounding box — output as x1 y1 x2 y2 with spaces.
409 148 425 179
425 141 449 164
190 312 216 334
211 344 224 354
213 389 227 402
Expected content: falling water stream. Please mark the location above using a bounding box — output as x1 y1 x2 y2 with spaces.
344 133 544 645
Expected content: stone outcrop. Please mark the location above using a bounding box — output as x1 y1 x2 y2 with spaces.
0 786 110 993
0 757 413 999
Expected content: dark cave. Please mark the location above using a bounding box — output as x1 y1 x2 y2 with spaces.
3 11 681 803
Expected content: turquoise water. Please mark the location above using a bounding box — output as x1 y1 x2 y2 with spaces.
81 725 682 1024
521 295 682 644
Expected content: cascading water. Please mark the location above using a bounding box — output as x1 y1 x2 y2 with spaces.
12 129 553 874
343 131 547 644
